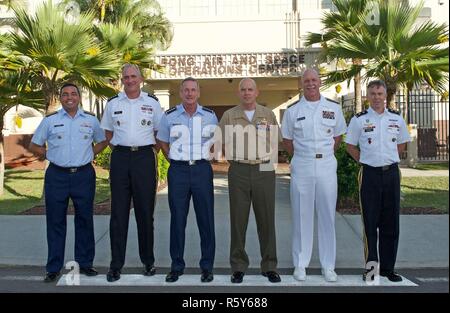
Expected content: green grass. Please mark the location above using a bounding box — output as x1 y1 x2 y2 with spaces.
0 168 110 215
414 162 449 171
401 177 449 213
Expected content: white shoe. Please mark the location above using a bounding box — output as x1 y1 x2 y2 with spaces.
293 267 306 281
322 268 338 282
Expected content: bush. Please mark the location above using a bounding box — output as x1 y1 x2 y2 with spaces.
94 147 170 183
336 140 360 203
157 151 169 182
94 146 112 168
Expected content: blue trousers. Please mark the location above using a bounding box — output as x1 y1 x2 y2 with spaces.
45 163 95 273
168 160 215 272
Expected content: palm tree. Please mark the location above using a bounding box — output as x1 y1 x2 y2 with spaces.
60 0 173 50
306 0 372 113
5 0 122 113
323 0 449 109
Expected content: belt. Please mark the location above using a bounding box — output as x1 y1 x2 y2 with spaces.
114 145 154 152
232 159 271 165
170 159 208 166
294 153 333 159
50 162 91 173
362 163 398 171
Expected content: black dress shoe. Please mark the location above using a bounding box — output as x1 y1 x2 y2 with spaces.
201 271 214 283
262 271 281 283
231 271 245 283
106 269 121 282
44 272 60 283
165 271 183 283
80 267 98 276
380 270 403 282
143 265 156 276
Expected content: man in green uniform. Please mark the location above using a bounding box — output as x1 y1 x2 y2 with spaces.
218 78 281 283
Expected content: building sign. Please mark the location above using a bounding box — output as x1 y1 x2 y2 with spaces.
151 50 320 79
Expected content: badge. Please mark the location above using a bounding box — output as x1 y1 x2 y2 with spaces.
368 138 372 144
322 111 335 119
141 119 146 125
117 121 120 126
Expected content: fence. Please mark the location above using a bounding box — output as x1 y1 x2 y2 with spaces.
341 88 449 162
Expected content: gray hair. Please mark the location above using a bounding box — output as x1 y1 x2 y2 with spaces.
121 63 142 77
367 80 387 91
180 76 200 89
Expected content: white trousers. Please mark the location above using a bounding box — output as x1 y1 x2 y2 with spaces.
290 156 337 270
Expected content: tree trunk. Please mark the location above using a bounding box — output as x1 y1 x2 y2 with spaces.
353 59 363 113
46 94 60 114
386 84 397 110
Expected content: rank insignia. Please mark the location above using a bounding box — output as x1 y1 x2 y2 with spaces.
327 129 331 133
392 138 396 142
147 120 151 126
141 119 146 125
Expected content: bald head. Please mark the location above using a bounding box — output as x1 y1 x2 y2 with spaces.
239 78 257 90
301 68 321 102
238 78 259 109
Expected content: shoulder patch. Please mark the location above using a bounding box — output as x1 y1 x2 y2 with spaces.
202 107 213 114
148 93 159 102
165 107 177 115
83 110 95 116
355 110 368 118
45 111 57 118
325 97 339 104
107 95 119 102
388 108 400 115
287 101 298 109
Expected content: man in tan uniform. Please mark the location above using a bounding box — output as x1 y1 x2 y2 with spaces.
218 78 281 283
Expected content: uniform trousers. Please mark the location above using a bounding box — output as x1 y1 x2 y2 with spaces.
359 163 400 272
168 160 215 272
45 163 95 273
228 161 277 273
109 146 157 270
290 155 337 270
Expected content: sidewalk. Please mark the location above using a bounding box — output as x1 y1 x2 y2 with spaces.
0 174 447 269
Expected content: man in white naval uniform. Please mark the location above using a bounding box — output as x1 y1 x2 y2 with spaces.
281 69 346 282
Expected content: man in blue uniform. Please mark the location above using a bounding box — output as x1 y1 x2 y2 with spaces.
100 64 163 282
346 80 411 282
29 83 108 282
157 77 218 283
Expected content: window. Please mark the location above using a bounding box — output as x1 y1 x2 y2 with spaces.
216 0 259 16
180 0 210 17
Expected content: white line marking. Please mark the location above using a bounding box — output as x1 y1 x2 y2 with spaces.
56 274 417 287
0 276 43 281
416 277 448 283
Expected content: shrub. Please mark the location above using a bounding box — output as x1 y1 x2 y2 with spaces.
94 146 112 168
336 140 360 203
94 147 170 183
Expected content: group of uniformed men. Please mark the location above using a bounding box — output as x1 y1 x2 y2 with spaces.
29 65 410 284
